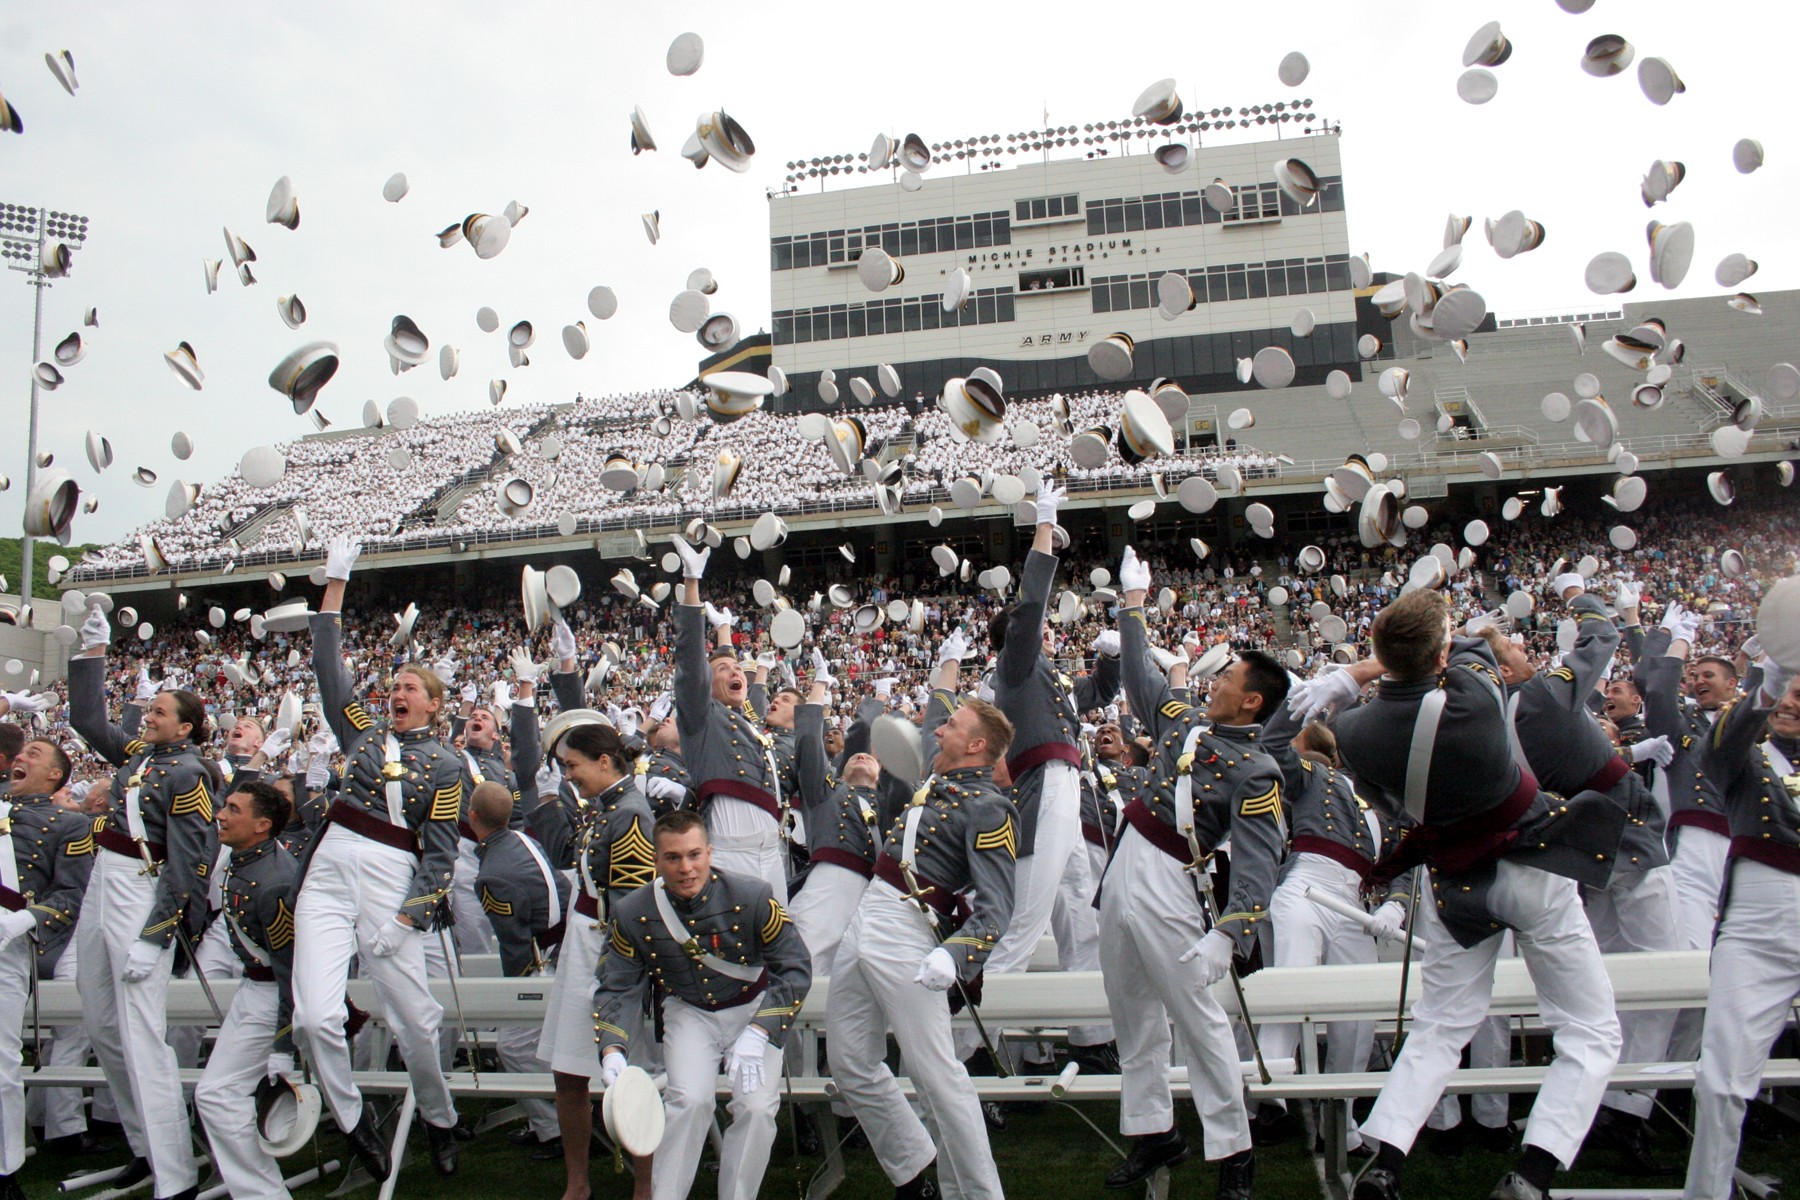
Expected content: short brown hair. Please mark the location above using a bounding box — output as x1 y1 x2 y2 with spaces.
1295 721 1337 763
1371 589 1450 682
653 808 708 846
961 698 1014 763
708 646 738 664
469 780 513 829
1474 626 1511 661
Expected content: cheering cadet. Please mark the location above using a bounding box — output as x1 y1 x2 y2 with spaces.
1475 576 1682 1172
535 714 655 1199
69 607 218 1200
518 619 595 872
1103 546 1282 1198
0 736 93 1200
468 779 570 1154
671 536 789 898
193 780 300 1200
292 537 461 1181
448 687 521 954
596 810 811 1200
978 481 1118 1067
636 696 695 816
1682 652 1798 1199
1298 586 1624 1200
827 684 1017 1200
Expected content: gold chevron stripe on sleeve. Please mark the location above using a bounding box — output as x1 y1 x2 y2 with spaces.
267 899 295 950
170 781 213 822
974 815 1018 859
1160 700 1190 720
124 739 147 756
66 833 95 857
480 887 513 917
760 898 791 943
429 783 462 822
1238 782 1282 819
609 921 636 958
342 702 374 732
609 819 656 891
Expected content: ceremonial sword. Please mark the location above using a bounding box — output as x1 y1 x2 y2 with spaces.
133 837 224 1023
435 923 481 1085
897 858 1012 1078
1180 838 1272 1086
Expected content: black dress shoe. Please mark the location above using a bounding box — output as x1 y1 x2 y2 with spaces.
453 1114 476 1142
1586 1108 1670 1176
529 1137 566 1162
894 1164 939 1200
1104 1129 1190 1189
506 1126 542 1147
0 1172 25 1200
425 1120 460 1176
159 1189 199 1200
40 1131 113 1156
1068 1042 1123 1075
112 1158 152 1189
1217 1149 1255 1200
793 1105 822 1156
1251 1102 1298 1147
1352 1165 1402 1200
981 1102 1006 1133
344 1108 392 1181
1469 1123 1515 1155
1426 1123 1466 1158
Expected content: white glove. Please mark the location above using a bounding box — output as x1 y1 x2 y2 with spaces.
1149 647 1180 673
1093 630 1121 658
1119 545 1151 594
259 727 292 761
1659 601 1688 636
600 1050 626 1088
1759 658 1795 706
1614 579 1641 610
80 608 111 651
121 939 164 983
0 909 36 950
873 677 896 699
1365 900 1406 942
1673 612 1702 646
508 647 540 684
325 536 362 582
551 618 578 663
306 755 331 791
1629 734 1675 767
432 652 459 685
915 946 958 991
0 691 50 715
308 727 337 757
810 648 836 687
756 650 778 671
1034 480 1067 526
1286 669 1362 722
1464 610 1501 636
367 918 411 958
460 681 479 704
938 628 969 665
647 693 673 726
672 535 711 580
492 680 513 710
726 1025 769 1096
1178 929 1236 988
135 667 158 703
266 1052 296 1083
1551 572 1586 600
1742 634 1764 661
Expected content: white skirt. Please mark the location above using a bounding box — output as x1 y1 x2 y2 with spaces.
539 889 606 1078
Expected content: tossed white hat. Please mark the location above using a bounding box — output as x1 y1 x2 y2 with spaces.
268 342 339 414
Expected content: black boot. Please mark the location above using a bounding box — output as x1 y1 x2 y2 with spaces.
1104 1128 1190 1189
1216 1148 1256 1200
1587 1108 1671 1176
894 1163 940 1200
1353 1166 1403 1200
1250 1101 1299 1146
111 1157 152 1189
981 1101 1006 1133
344 1107 392 1181
793 1105 822 1156
0 1173 24 1200
529 1137 566 1161
1068 1042 1122 1075
425 1120 461 1176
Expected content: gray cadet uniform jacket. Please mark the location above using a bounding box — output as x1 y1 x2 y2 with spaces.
519 670 591 870
310 613 461 932
69 656 220 950
993 550 1119 853
567 777 657 930
1118 605 1285 958
1508 593 1668 874
1636 630 1733 842
1079 747 1146 853
595 868 812 1050
638 748 695 817
1701 685 1800 881
747 682 802 816
219 837 299 1054
475 827 574 977
456 739 521 834
674 604 784 821
0 791 94 973
1334 635 1626 947
794 700 879 879
1259 696 1413 907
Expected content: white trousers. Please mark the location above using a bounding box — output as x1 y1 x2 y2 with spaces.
451 840 499 956
1098 827 1252 1160
194 980 292 1200
1668 826 1729 1060
77 850 199 1196
708 797 788 904
1259 856 1378 1142
788 863 869 977
828 881 1002 1199
0 936 33 1174
654 997 784 1200
29 940 93 1140
169 915 244 1087
1425 1014 1513 1133
1585 865 1682 1118
1684 861 1800 1200
540 894 605 1079
290 826 457 1130
1360 859 1621 1166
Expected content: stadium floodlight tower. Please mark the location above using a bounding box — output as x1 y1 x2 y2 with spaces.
1 201 90 608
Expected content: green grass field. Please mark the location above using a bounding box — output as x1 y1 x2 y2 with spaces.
20 1089 1800 1199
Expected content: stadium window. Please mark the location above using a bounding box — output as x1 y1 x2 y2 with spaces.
1206 268 1229 303
881 226 901 255
848 308 866 338
899 226 919 257
1123 200 1145 232
1227 268 1249 301
1325 256 1351 290
1092 282 1112 314
903 299 923 333
1183 194 1205 225
1266 264 1288 297
771 238 793 271
917 224 938 255
1286 261 1308 294
995 214 1010 241
1143 199 1165 230
1031 197 1048 220
829 234 846 264
772 313 793 345
973 215 994 248
792 312 813 344
1247 267 1269 300
1127 277 1151 309
1306 259 1327 292
1020 266 1084 292
865 304 885 337
829 305 849 340
976 293 997 324
997 290 1015 321
1086 205 1104 235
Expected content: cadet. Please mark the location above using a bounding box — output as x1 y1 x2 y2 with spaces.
448 694 519 954
637 696 696 816
1300 586 1624 1200
0 736 94 1200
292 538 462 1182
69 606 219 1200
978 482 1118 1067
468 779 570 1154
1477 576 1682 1173
1683 655 1798 1199
827 691 1018 1200
536 715 655 1199
670 536 789 899
193 781 302 1200
517 621 596 873
596 810 811 1200
1079 721 1148 897
1105 546 1282 1199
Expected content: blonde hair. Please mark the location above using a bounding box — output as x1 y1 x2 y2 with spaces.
395 664 448 730
961 697 1015 763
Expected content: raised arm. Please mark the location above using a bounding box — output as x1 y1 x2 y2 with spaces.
794 695 830 816
997 548 1057 687
1073 647 1120 712
672 601 713 742
1543 588 1622 711
509 671 544 823
67 654 136 767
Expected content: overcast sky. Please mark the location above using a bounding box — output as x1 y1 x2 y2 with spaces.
1 1 1793 544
